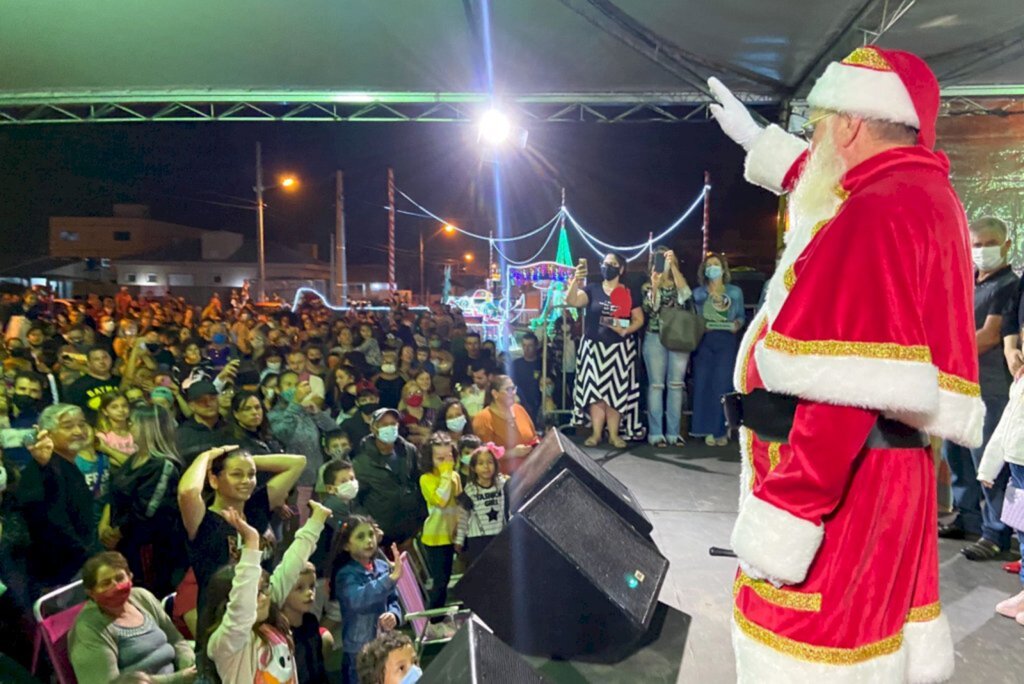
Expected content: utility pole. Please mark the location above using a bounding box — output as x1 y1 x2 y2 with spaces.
335 171 347 306
255 141 266 302
419 228 426 306
387 168 396 294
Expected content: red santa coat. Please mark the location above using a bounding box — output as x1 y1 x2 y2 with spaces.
729 125 983 683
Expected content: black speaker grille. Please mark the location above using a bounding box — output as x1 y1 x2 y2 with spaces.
519 471 666 627
421 616 545 682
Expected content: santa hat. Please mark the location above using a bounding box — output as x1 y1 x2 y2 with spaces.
806 46 940 149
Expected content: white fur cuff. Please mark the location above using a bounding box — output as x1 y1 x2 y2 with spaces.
731 494 824 585
904 614 954 683
743 124 807 195
891 390 985 450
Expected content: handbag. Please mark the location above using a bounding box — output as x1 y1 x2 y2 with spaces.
659 298 705 353
1000 484 1024 532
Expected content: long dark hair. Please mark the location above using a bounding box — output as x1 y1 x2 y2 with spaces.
195 562 294 683
228 391 270 442
431 398 471 435
326 514 377 583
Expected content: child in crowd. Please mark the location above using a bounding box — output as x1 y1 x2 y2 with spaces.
356 631 421 684
94 392 137 467
418 432 462 609
454 444 508 567
374 351 405 410
198 501 331 684
457 434 482 479
312 458 360 630
331 515 406 684
281 561 333 684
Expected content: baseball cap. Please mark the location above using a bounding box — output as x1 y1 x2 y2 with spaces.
371 407 400 425
185 380 218 402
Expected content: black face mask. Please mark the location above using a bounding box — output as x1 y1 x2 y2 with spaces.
12 394 41 414
359 403 379 415
339 393 356 411
601 264 621 281
145 342 161 354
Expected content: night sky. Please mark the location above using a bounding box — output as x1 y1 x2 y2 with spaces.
0 118 780 289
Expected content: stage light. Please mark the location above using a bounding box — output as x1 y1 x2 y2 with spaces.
479 109 512 145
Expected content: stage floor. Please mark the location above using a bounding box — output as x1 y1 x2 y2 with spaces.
583 439 1024 684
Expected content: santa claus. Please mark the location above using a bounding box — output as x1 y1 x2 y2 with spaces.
709 47 983 682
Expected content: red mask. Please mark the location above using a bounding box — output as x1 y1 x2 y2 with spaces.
94 580 132 613
406 394 424 408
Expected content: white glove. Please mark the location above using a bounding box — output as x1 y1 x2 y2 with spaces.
739 560 786 589
708 77 763 151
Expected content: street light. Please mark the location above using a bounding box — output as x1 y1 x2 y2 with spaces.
464 252 474 262
254 141 299 302
420 222 456 305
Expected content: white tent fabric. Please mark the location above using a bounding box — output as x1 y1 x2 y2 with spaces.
0 0 1021 104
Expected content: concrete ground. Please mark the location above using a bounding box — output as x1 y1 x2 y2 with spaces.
585 439 1024 683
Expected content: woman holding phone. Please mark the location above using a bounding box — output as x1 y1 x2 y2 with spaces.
564 253 646 447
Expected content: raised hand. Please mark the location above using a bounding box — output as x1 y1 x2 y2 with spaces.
377 612 398 631
707 77 763 150
221 507 260 550
27 429 54 467
308 499 332 524
387 543 407 582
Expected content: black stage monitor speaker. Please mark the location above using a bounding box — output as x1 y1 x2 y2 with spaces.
509 429 653 537
456 470 669 661
421 615 546 683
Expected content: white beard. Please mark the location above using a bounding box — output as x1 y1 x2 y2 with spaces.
763 128 848 323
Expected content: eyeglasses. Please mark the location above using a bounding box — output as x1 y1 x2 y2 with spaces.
798 111 835 141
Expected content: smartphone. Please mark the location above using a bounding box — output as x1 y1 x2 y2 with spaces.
0 428 38 449
577 258 588 281
654 253 666 274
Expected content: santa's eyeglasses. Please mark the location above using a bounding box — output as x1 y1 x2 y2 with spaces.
797 111 836 141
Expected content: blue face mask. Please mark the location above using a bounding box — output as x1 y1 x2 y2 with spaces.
212 333 228 345
376 424 399 444
281 387 296 402
446 415 467 433
400 665 423 684
705 265 723 281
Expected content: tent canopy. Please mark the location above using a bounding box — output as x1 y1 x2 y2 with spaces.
2 0 1022 123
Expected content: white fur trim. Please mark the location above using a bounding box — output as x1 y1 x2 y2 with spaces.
744 124 808 195
808 62 920 129
904 614 954 683
890 389 985 450
754 342 939 415
731 494 823 585
733 308 768 392
732 617 907 683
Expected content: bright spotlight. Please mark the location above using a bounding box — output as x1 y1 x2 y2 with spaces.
479 109 512 145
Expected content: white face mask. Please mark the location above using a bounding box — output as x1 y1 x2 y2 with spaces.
972 245 1004 272
266 362 281 373
334 479 359 502
381 363 397 374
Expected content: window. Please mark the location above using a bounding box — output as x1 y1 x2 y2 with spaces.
146 274 158 283
59 231 80 242
127 274 137 283
213 275 222 284
113 231 131 241
169 273 194 287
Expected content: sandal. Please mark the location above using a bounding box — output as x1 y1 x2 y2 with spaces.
672 437 687 447
652 439 668 449
584 435 601 447
609 436 627 449
704 435 717 447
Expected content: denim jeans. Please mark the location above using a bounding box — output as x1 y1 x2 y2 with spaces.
690 331 739 439
643 331 690 442
1010 464 1024 586
944 392 1012 548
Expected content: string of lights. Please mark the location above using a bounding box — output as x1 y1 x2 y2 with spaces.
395 187 561 243
492 218 562 266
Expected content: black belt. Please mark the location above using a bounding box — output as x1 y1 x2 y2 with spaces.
722 388 929 450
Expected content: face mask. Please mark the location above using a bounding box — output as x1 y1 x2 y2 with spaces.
446 415 467 433
281 387 296 402
376 424 399 444
438 362 452 374
601 264 621 281
543 384 554 397
360 403 379 415
335 479 359 502
972 245 1004 272
265 361 281 373
400 665 423 684
12 394 41 413
429 340 442 349
705 265 724 281
438 461 454 473
460 453 472 466
101 320 116 333
405 394 423 408
93 579 133 613
263 387 276 401
381 363 397 374
212 333 228 345
145 342 161 354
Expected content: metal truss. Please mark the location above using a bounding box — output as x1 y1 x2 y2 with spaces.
0 90 778 125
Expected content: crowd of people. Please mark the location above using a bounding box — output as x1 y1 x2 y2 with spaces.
0 257 752 682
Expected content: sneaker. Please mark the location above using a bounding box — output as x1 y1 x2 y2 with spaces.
1004 560 1022 575
960 539 1003 561
705 435 716 447
996 590 1024 618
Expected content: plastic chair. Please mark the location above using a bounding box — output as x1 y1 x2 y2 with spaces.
161 592 176 620
31 580 85 684
393 554 470 658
